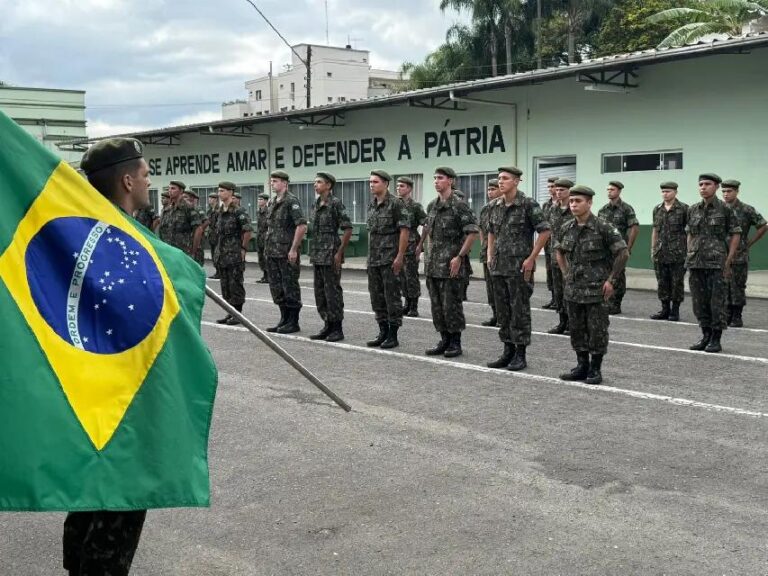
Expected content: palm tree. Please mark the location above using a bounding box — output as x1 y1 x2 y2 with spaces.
648 0 768 48
440 0 504 76
561 0 616 63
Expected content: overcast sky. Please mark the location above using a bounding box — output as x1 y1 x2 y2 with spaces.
0 0 466 137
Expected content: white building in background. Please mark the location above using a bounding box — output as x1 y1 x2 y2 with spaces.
222 44 407 119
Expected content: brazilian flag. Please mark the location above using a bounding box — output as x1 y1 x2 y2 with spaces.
0 111 218 511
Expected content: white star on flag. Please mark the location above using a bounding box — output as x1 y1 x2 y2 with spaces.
106 329 113 336
128 304 135 311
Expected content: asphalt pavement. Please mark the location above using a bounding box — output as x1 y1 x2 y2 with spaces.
2 264 767 575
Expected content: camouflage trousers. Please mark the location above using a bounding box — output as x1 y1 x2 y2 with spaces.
257 244 267 276
551 265 566 313
689 268 727 330
607 268 627 308
727 263 749 307
399 252 421 299
368 263 403 326
566 300 610 355
483 263 497 315
192 244 204 267
493 271 534 346
654 261 686 303
208 239 220 273
426 276 466 333
219 262 245 308
267 257 302 310
63 510 146 576
314 265 344 323
544 246 553 292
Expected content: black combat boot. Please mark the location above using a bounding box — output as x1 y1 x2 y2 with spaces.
507 345 527 371
225 305 243 325
426 332 450 356
668 301 681 322
257 275 269 284
277 308 301 334
608 301 622 315
585 354 604 385
367 322 389 347
689 327 712 351
729 306 743 328
704 330 722 353
541 298 556 310
325 321 345 342
266 305 287 332
208 271 220 280
650 301 670 320
487 343 515 368
547 313 568 335
309 322 332 340
443 333 462 358
380 323 400 349
406 298 420 318
216 314 232 324
560 352 590 381
481 315 498 327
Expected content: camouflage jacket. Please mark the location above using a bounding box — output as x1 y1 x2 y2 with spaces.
479 202 493 264
557 214 627 304
727 199 767 264
598 198 639 242
265 192 307 259
541 198 555 254
548 202 574 245
686 197 742 269
158 199 203 255
256 205 269 248
424 193 479 278
401 197 428 252
652 199 689 264
487 191 550 277
366 192 410 267
133 206 157 230
310 195 352 266
206 205 219 242
215 204 253 267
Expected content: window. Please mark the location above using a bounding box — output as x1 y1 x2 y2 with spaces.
602 150 684 173
327 97 333 102
190 187 218 210
254 90 262 100
238 184 264 221
289 179 372 223
327 72 333 78
338 96 346 102
454 172 499 218
148 188 159 212
290 82 295 93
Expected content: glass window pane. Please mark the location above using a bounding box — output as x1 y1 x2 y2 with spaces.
663 152 683 170
603 155 622 173
623 153 661 172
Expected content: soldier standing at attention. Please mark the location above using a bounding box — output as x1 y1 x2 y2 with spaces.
214 182 252 325
556 185 628 385
157 180 204 258
418 167 479 358
486 166 550 371
597 181 638 315
396 176 427 317
265 170 307 334
206 191 221 279
366 169 410 349
721 179 767 327
687 174 742 352
650 182 688 321
133 203 158 231
256 192 270 283
541 176 558 310
547 178 574 335
479 178 501 326
156 191 170 232
182 188 207 267
308 172 353 342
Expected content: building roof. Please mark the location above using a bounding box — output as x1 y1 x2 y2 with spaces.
62 33 768 148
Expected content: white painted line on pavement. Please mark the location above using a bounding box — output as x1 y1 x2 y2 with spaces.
202 321 768 419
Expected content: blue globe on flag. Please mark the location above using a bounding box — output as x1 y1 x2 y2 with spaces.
25 217 164 355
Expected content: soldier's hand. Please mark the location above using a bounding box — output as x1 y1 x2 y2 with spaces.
449 256 462 278
521 256 535 282
392 254 404 275
415 246 422 261
723 262 733 279
602 281 615 301
288 248 298 264
333 251 343 272
241 248 246 262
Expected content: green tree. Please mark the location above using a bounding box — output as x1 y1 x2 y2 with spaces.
647 0 768 48
440 0 504 76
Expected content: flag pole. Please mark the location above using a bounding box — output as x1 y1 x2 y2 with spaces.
205 285 352 412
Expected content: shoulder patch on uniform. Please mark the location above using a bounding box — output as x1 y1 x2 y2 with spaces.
292 204 300 209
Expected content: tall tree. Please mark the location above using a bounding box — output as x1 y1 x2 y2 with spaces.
440 0 504 76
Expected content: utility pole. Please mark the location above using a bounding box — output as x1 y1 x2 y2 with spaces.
325 0 330 45
536 0 542 69
305 45 312 109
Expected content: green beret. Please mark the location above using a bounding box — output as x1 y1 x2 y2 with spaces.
488 178 499 188
569 185 595 197
721 179 741 189
370 169 391 182
554 178 574 188
498 166 523 177
184 188 199 198
396 176 414 186
660 181 678 190
80 137 143 175
608 180 624 190
435 166 457 179
547 177 558 183
218 181 237 191
258 192 270 200
698 173 722 184
161 191 170 198
270 170 290 182
233 191 242 199
169 180 186 191
208 191 219 198
316 171 336 187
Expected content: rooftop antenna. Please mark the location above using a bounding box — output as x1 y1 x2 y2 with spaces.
347 34 364 49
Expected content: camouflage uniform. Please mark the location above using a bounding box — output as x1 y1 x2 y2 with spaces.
479 200 497 320
206 204 220 273
215 204 253 310
192 206 208 266
489 192 550 346
157 199 203 256
310 194 352 324
727 199 766 307
652 199 689 304
686 197 741 330
399 197 428 301
548 203 574 315
63 510 146 576
256 203 269 280
265 192 307 311
541 197 555 294
597 199 639 310
424 193 479 333
367 193 409 326
133 206 156 230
